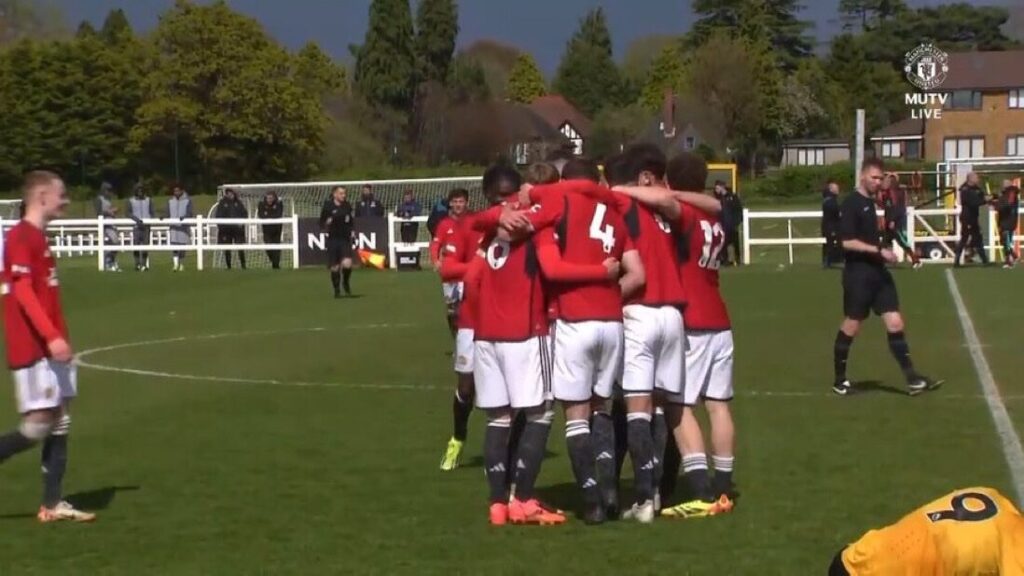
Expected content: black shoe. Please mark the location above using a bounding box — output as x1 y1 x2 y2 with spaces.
601 489 620 521
583 503 607 525
333 290 341 299
343 283 351 296
832 379 853 396
907 375 943 396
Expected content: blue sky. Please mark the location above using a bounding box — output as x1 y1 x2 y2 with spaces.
55 0 1015 74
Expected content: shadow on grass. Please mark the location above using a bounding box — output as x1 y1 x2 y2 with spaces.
852 380 908 396
0 485 141 520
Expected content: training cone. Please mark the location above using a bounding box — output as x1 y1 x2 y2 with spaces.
359 249 386 269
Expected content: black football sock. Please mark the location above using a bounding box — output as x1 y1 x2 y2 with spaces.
711 454 734 499
0 429 36 463
513 415 551 502
452 390 473 442
330 270 341 294
651 408 668 499
887 331 916 379
626 413 655 503
565 420 601 508
590 411 617 508
239 250 246 269
506 410 526 488
681 452 712 502
660 428 681 504
41 433 68 508
484 419 511 504
342 268 352 292
834 331 854 383
611 396 629 482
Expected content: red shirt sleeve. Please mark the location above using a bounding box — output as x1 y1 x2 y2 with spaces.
429 219 451 262
5 230 34 279
472 206 503 233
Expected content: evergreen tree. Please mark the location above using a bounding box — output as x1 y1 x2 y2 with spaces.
553 7 622 117
414 0 458 85
100 7 131 44
295 42 346 100
354 0 416 111
506 53 546 104
640 43 687 111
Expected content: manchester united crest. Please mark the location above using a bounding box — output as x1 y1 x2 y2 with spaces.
904 43 949 91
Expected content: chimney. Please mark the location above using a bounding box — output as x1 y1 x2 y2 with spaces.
661 88 676 139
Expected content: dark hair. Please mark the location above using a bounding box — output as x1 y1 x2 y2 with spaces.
331 185 345 193
714 179 726 187
525 162 560 185
482 163 522 198
602 153 633 187
447 188 469 201
861 157 884 172
561 157 602 183
623 143 667 182
666 153 708 192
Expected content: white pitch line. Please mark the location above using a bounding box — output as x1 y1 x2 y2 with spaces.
945 269 1024 505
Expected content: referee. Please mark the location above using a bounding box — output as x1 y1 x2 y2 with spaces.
320 186 355 298
832 159 941 397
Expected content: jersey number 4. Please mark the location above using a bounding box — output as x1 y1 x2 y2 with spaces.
697 220 725 270
927 492 998 523
589 203 617 254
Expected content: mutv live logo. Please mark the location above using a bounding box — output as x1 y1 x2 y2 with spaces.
905 93 946 120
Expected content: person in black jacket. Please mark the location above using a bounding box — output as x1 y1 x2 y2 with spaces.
953 173 989 267
320 186 355 298
257 192 285 269
821 180 843 268
996 180 1020 268
355 184 384 218
214 188 249 269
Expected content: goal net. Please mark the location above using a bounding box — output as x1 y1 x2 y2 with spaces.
215 176 483 269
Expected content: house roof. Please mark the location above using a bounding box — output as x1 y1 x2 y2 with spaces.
782 138 850 148
870 118 924 140
529 95 592 137
939 50 1024 91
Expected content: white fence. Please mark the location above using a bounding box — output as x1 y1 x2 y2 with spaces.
387 214 430 270
742 206 1015 265
0 216 300 271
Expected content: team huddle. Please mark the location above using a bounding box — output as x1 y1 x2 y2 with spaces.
430 146 736 525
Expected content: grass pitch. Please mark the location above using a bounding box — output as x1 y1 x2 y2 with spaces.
0 259 1020 575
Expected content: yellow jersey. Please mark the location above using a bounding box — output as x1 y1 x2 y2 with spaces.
841 487 1024 575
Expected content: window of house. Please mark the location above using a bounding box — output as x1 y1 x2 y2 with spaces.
943 91 982 110
1008 135 1024 156
560 124 583 155
943 137 985 160
1009 89 1023 109
794 147 825 166
881 141 901 158
513 143 528 165
684 136 695 150
904 140 922 160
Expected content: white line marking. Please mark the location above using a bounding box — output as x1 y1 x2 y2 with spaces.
946 269 1024 505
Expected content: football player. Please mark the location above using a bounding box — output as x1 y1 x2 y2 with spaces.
0 171 95 522
830 487 1024 575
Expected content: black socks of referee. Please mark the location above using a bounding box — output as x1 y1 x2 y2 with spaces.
342 268 352 293
330 270 341 295
833 331 854 383
887 331 916 379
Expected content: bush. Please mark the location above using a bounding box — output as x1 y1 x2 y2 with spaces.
742 159 932 204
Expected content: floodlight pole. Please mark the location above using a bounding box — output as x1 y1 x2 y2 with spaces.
855 109 865 182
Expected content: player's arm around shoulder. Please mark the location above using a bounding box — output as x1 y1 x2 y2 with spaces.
534 228 616 283
618 247 645 299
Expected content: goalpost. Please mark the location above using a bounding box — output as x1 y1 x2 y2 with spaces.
215 176 483 269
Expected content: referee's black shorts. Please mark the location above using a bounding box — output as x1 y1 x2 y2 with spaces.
327 237 354 266
842 263 899 320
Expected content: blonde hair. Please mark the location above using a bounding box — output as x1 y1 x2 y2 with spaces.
21 170 61 202
525 163 560 185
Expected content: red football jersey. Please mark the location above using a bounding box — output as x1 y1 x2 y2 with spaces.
441 214 484 331
533 189 630 322
615 194 686 308
2 221 68 369
677 203 730 330
474 200 549 342
430 216 458 263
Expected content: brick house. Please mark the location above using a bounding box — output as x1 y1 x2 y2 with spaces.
873 50 1024 161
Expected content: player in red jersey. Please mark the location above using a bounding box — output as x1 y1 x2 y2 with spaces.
659 153 736 519
0 171 94 523
470 164 566 526
437 205 483 472
523 158 643 525
430 188 471 338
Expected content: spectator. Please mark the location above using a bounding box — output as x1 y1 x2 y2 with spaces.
94 181 121 272
953 172 989 267
127 183 153 271
355 184 384 218
214 188 249 270
426 196 449 238
257 191 285 269
716 181 744 266
167 183 193 272
397 189 422 243
821 180 843 269
996 179 1020 269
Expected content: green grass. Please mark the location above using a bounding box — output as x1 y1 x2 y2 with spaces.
0 263 1019 575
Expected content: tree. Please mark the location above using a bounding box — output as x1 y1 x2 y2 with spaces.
692 0 812 70
640 43 687 110
75 21 97 39
353 0 416 111
838 0 908 32
295 42 346 100
131 0 327 186
1007 5 1024 42
587 103 651 159
459 40 520 100
553 7 623 117
414 0 457 85
761 0 814 67
621 34 678 85
825 34 905 135
0 0 67 46
100 8 131 44
506 53 545 104
447 52 491 103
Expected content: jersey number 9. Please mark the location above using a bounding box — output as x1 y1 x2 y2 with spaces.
927 492 999 523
